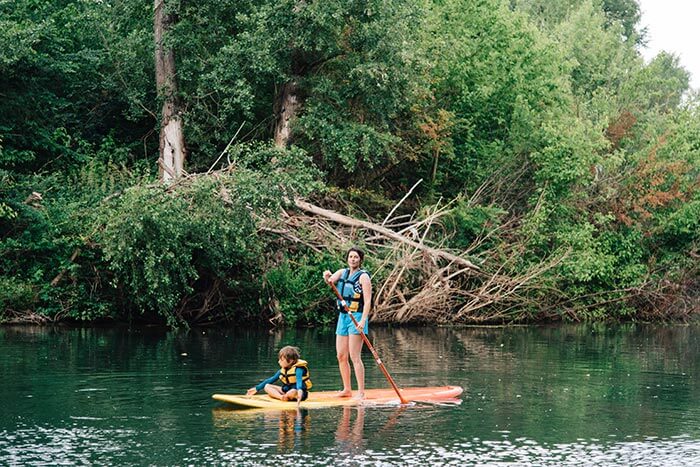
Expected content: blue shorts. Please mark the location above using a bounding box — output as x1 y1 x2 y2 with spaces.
335 312 369 336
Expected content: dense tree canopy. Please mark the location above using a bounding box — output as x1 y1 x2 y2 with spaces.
1 0 697 326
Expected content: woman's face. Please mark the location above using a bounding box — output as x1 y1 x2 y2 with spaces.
347 251 362 269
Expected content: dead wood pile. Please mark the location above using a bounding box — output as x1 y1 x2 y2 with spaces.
262 196 570 324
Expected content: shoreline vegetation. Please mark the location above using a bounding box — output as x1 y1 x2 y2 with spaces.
1 0 698 328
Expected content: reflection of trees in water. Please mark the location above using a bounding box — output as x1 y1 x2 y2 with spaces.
6 324 695 378
367 324 699 378
6 323 699 444
367 326 520 382
363 323 699 438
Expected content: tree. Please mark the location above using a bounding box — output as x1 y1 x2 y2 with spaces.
0 1 127 172
154 0 187 180
511 0 644 43
426 0 575 198
169 0 433 189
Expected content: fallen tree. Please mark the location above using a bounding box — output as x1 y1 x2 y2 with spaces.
276 196 569 324
293 198 480 272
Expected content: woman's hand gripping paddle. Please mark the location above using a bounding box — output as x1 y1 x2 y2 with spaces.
328 281 409 405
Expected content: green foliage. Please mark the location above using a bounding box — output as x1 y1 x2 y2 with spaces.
0 277 35 319
97 142 322 326
163 0 433 184
553 1 639 100
0 163 17 220
620 52 690 116
443 199 507 251
0 150 143 321
1 0 696 324
99 181 260 326
512 0 643 43
0 0 151 173
556 221 645 287
263 252 339 327
427 0 572 197
225 142 324 205
659 199 700 245
292 0 432 179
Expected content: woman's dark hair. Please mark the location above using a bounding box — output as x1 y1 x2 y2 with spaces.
346 247 365 263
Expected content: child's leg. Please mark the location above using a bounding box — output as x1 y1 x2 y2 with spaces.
263 384 286 400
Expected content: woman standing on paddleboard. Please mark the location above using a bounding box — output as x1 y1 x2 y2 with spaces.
323 247 372 399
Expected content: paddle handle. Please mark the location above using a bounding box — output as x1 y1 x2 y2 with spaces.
329 281 408 404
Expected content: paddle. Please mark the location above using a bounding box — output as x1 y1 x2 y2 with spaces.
328 281 409 405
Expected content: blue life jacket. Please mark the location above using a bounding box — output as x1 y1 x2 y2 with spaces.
336 268 369 313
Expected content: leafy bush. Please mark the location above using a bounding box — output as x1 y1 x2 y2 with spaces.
0 277 35 319
443 199 507 251
263 253 338 327
98 143 322 326
100 174 274 326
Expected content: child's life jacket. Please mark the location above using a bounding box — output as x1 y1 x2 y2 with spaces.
279 359 313 389
336 268 369 313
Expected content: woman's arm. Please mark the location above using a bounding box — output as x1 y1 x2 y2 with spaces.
357 273 372 328
323 268 345 284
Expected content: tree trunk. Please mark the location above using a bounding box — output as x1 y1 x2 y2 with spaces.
154 0 186 181
294 198 481 271
273 80 300 148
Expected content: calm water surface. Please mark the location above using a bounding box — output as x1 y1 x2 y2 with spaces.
1 324 699 465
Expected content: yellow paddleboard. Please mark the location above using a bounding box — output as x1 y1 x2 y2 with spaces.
212 385 463 409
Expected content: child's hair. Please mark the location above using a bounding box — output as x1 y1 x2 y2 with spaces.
278 345 301 363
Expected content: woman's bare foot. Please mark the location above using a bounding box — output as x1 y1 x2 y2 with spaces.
336 389 353 397
353 392 365 401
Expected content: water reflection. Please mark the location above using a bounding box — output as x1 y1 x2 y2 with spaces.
334 406 366 455
211 407 311 453
279 409 310 451
211 403 417 459
211 406 368 455
2 323 699 466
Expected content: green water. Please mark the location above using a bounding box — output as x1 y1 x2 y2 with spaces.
1 324 699 465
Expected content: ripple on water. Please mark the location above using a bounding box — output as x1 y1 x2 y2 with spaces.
176 436 700 466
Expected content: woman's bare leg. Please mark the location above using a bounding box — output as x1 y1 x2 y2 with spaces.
349 334 365 398
336 334 352 396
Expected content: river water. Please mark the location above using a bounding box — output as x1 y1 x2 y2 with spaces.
1 323 698 465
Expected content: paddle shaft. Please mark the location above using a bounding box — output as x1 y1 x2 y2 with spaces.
329 281 408 404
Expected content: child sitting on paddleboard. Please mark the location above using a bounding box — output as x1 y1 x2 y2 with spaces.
246 345 312 406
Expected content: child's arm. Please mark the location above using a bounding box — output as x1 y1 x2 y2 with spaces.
294 367 305 392
295 367 305 407
246 370 281 395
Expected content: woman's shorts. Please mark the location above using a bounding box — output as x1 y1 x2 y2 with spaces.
335 312 369 336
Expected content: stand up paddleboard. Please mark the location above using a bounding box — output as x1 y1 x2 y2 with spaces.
212 385 463 409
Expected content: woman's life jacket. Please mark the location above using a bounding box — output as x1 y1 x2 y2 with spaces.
279 359 313 389
336 268 369 314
